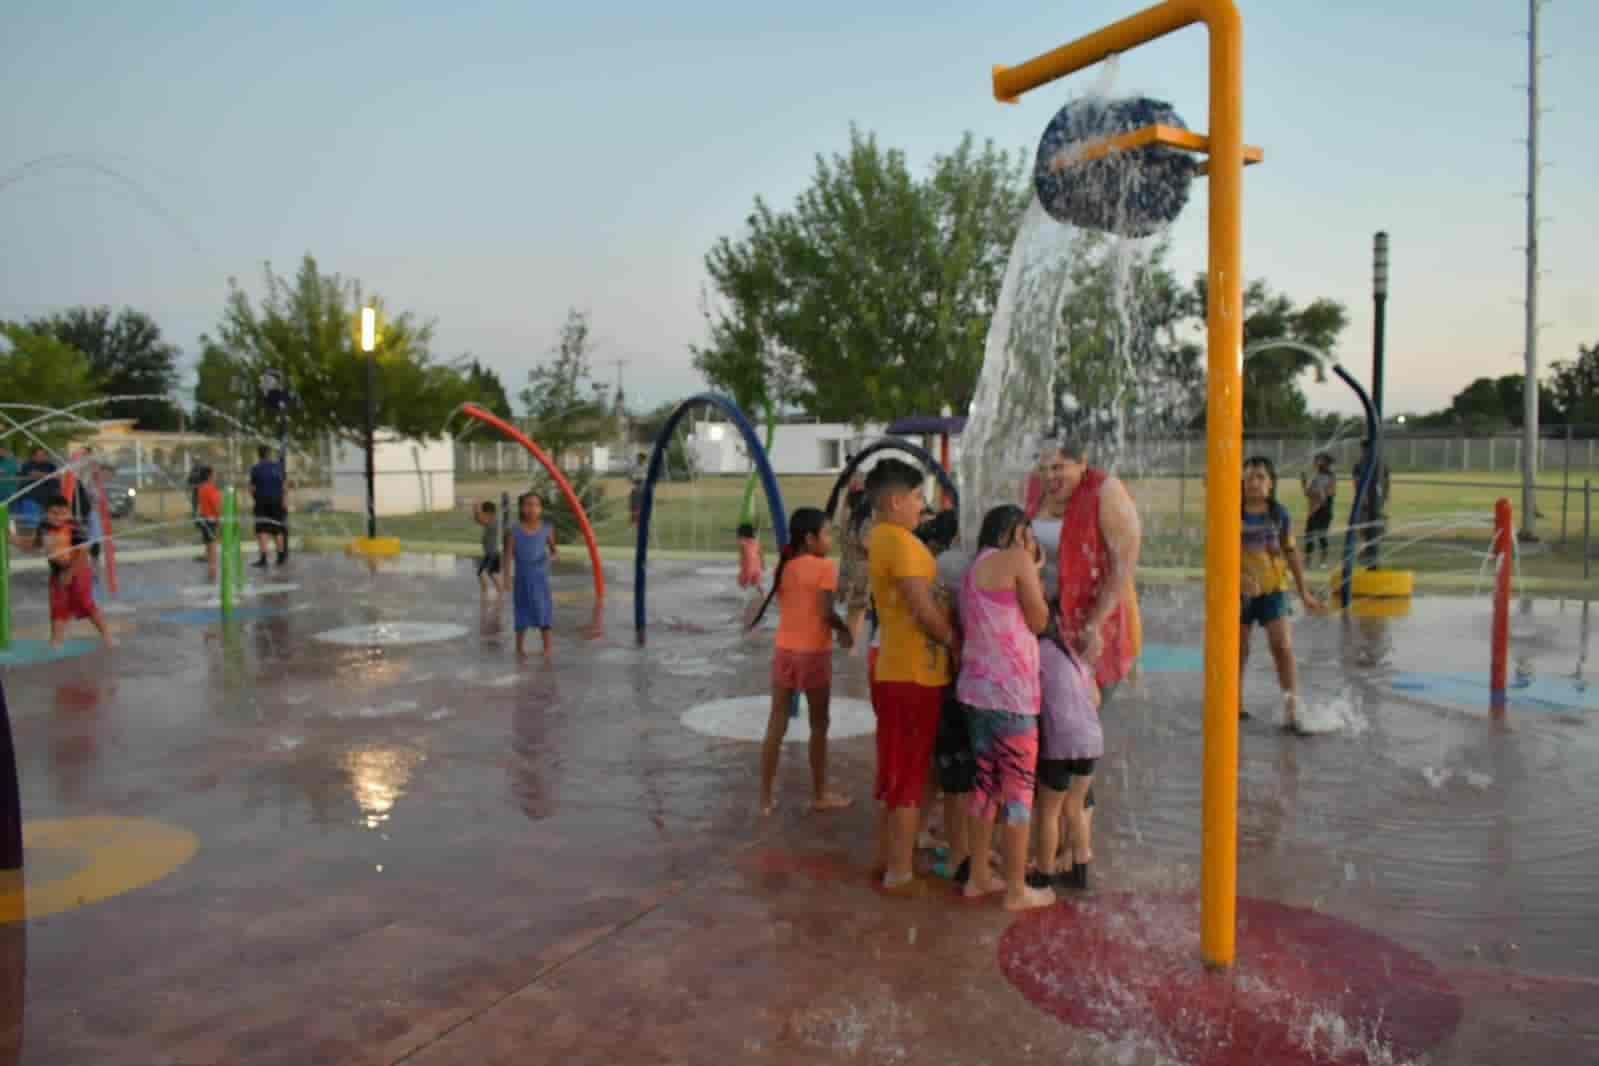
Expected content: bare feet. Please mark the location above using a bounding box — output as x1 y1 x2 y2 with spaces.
102 634 119 649
963 873 1007 900
1004 883 1056 911
877 876 928 899
811 793 852 812
760 799 777 816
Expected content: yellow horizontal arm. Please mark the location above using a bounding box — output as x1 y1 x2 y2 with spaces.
1046 123 1264 173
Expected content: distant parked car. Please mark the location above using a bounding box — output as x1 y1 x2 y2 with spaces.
101 468 142 520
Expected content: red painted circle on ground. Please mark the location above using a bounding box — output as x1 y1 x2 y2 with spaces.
999 894 1461 1065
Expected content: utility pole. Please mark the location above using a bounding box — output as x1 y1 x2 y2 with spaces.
609 358 629 469
1519 0 1544 542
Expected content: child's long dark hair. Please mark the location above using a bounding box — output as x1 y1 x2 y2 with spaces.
748 507 827 630
977 504 1028 551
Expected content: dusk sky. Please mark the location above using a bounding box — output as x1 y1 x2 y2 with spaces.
3 0 1594 420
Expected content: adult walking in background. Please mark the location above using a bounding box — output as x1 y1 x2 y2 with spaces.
248 445 289 568
1029 441 1142 696
1301 451 1336 567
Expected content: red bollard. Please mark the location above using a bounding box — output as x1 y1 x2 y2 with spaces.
1491 498 1513 716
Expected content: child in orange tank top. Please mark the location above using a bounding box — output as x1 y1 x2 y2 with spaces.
748 508 853 815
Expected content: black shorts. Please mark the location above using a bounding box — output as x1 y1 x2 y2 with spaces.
253 498 287 537
196 519 218 545
476 553 502 577
1038 757 1097 802
934 689 975 795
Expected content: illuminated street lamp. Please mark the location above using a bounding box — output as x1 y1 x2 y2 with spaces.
360 306 377 539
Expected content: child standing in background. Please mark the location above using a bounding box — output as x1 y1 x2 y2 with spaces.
737 523 764 590
195 467 222 584
475 500 502 598
749 507 853 815
1241 456 1322 731
505 493 557 659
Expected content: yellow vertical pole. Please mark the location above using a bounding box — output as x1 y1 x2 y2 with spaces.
1199 0 1244 970
991 0 1247 970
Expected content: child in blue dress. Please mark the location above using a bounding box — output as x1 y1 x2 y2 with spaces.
503 492 558 658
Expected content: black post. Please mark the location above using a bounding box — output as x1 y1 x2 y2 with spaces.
1 679 21 871
1372 232 1389 423
1561 422 1572 544
364 349 377 540
1585 480 1592 582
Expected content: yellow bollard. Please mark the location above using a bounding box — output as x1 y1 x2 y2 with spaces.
992 0 1248 968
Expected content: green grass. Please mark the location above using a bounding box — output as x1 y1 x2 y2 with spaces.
115 469 1599 594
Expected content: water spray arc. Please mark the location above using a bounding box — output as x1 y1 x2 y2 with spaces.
991 0 1251 968
457 404 606 604
635 394 786 639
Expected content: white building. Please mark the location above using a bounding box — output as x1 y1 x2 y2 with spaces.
687 419 964 477
332 433 456 516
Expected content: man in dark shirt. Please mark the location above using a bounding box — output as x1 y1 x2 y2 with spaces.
17 448 58 533
248 445 289 567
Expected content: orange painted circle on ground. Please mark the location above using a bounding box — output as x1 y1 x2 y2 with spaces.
0 816 198 924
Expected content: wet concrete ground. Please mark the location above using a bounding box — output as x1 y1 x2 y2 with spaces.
2 553 1597 1064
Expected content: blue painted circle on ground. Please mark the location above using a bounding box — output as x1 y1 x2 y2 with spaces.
0 639 100 667
1138 643 1205 674
161 606 289 626
1390 671 1594 715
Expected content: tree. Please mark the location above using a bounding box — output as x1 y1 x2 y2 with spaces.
217 255 469 444
25 307 181 429
464 359 514 420
1185 277 1349 428
520 309 610 465
191 335 248 434
696 128 1028 423
0 324 100 452
1550 342 1599 428
1413 373 1558 433
1054 233 1201 442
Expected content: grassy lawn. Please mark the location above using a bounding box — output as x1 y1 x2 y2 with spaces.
113 469 1599 592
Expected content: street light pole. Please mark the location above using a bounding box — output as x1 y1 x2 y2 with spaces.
360 306 377 540
1372 232 1389 423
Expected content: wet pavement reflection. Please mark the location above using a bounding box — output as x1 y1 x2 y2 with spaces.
0 554 1594 1064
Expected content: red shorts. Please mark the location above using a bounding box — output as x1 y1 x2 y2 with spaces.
867 646 879 682
772 647 832 690
869 680 942 809
50 568 96 622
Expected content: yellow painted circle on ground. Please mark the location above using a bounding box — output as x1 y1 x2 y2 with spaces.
0 816 198 924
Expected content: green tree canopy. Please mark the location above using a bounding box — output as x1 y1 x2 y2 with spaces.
695 127 1027 423
520 309 611 464
191 335 248 434
0 323 100 452
1411 373 1559 433
217 255 468 444
1186 277 1349 428
1549 342 1599 427
1055 246 1348 436
464 359 514 420
24 306 181 429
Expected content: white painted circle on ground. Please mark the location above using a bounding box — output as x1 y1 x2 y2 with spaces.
313 621 468 647
681 696 875 743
